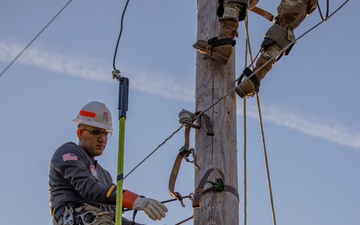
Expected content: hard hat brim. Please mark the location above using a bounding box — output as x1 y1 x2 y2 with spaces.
71 118 114 131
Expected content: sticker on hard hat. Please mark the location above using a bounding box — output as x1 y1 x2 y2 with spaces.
79 110 96 118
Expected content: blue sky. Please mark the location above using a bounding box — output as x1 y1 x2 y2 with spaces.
0 0 359 224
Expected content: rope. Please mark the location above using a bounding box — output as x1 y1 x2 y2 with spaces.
255 93 277 225
243 97 248 225
0 0 73 78
241 12 256 225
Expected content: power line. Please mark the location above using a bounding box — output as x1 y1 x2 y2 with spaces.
112 0 131 71
0 0 73 78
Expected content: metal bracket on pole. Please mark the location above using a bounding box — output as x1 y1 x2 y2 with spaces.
178 109 214 136
193 168 239 209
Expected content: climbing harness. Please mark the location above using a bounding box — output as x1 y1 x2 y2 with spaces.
76 211 110 225
61 204 113 225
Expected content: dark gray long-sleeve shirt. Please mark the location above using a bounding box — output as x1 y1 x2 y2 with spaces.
49 142 115 214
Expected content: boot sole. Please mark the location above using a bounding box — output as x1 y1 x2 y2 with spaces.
193 44 229 65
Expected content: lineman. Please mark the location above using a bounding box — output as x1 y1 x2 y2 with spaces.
193 0 318 98
49 101 168 225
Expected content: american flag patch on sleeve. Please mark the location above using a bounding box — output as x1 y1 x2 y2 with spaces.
62 153 78 162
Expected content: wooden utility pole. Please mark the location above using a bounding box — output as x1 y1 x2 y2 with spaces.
194 0 239 224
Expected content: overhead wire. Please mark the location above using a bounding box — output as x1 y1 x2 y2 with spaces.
0 0 73 78
123 125 183 179
112 0 131 71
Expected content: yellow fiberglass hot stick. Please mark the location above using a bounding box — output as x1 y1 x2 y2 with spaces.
115 76 129 225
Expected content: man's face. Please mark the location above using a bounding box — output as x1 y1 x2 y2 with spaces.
77 124 111 159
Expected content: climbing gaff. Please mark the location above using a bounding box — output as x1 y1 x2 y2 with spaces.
113 70 129 225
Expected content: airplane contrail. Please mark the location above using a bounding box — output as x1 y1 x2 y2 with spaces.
1 39 359 149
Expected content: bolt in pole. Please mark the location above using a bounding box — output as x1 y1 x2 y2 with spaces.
115 76 129 225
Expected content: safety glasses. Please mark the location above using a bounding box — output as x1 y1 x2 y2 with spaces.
82 128 112 139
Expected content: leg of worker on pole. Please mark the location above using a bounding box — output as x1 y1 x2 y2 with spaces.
193 0 258 65
235 0 318 98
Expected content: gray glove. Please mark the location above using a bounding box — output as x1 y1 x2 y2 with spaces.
133 196 168 221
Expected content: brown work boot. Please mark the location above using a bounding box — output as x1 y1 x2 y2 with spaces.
235 43 282 98
235 68 260 98
193 3 243 64
235 78 256 98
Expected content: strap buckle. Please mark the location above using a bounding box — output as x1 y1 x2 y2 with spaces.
180 147 199 169
62 206 75 225
170 191 185 207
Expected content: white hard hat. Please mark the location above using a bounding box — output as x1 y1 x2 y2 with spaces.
71 101 114 131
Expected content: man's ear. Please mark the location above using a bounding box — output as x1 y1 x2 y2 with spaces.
77 128 82 139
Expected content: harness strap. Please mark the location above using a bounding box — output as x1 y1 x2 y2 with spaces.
207 37 236 47
244 67 260 91
249 6 274 22
168 127 192 207
53 202 82 221
262 23 294 57
169 110 214 207
193 168 239 208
